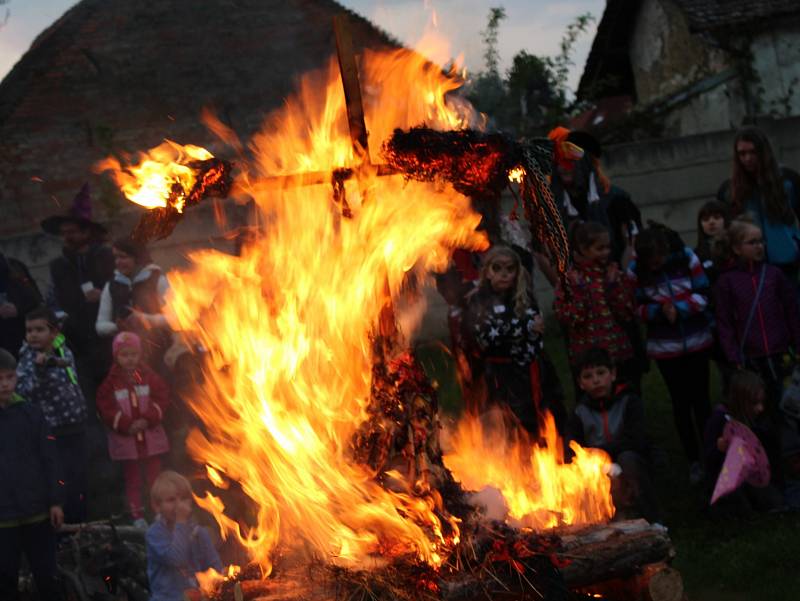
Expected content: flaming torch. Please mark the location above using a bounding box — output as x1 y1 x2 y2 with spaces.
95 140 233 243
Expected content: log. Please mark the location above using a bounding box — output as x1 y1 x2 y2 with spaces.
59 523 145 541
577 562 683 601
557 520 675 588
216 520 677 601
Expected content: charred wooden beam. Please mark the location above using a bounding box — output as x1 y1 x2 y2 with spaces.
131 157 233 244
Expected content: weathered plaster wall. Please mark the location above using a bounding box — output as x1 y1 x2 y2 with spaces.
629 0 728 104
627 1 800 137
752 26 800 117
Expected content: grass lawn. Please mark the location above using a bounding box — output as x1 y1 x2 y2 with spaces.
415 321 800 601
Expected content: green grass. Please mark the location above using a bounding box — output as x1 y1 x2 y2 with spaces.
415 320 800 601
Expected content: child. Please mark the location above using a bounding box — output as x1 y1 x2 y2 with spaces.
16 305 88 522
715 220 800 409
567 348 661 523
97 332 170 527
694 200 731 286
146 470 222 601
555 221 638 390
629 225 713 484
703 371 783 513
462 245 564 434
0 348 64 601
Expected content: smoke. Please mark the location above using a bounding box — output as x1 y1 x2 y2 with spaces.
467 486 509 522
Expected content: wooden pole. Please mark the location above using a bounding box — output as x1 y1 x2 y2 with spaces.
332 15 398 343
333 15 370 162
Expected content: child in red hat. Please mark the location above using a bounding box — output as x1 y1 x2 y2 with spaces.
96 332 170 527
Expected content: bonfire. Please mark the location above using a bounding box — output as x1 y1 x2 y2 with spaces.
95 17 680 601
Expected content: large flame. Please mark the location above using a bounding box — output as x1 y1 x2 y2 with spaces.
443 410 614 530
102 38 614 575
164 47 485 573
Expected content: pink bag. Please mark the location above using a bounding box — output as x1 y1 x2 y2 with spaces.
710 420 770 505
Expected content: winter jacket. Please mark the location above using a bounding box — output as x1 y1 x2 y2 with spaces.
96 264 170 337
48 244 115 355
629 247 714 359
463 287 543 368
554 262 635 365
0 394 62 524
97 264 172 369
96 363 170 461
568 383 647 461
15 336 87 433
714 260 800 364
146 517 222 601
0 254 42 358
718 174 800 267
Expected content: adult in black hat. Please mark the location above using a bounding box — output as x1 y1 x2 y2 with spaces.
42 183 115 395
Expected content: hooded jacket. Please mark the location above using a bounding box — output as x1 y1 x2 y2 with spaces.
629 247 714 359
568 383 647 460
96 363 170 461
0 394 63 523
15 335 87 433
715 260 800 364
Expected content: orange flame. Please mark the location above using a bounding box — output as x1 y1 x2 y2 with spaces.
443 410 614 529
163 45 485 573
102 35 614 575
95 140 214 212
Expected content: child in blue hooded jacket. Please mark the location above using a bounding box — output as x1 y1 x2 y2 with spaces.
146 470 222 601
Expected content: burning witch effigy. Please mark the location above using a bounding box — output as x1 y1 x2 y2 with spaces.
94 18 680 601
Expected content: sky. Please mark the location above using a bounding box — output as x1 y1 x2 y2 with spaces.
0 0 604 92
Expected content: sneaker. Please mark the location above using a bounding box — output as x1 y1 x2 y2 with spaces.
133 518 148 530
689 461 705 485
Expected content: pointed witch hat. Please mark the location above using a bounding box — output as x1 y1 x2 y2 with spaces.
41 183 107 237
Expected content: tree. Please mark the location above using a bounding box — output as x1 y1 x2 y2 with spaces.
468 7 507 122
465 8 595 136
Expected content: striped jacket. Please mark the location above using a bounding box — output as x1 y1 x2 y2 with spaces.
629 248 713 359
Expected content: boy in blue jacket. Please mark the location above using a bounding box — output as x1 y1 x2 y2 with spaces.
0 348 64 600
146 470 222 601
16 306 88 523
568 347 663 523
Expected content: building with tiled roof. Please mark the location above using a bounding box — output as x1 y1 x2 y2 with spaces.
0 0 398 240
575 0 800 140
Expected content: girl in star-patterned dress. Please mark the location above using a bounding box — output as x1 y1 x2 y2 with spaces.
463 245 561 435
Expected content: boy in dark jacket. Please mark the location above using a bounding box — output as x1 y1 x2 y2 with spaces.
0 348 64 600
16 307 88 523
568 348 662 523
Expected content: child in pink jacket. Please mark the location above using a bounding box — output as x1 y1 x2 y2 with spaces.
96 332 170 526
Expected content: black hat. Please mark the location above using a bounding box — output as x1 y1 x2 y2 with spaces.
41 183 107 236
566 130 603 159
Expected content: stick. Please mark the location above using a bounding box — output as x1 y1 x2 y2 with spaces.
333 15 369 161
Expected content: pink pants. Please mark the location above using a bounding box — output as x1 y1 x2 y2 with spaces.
122 456 162 519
